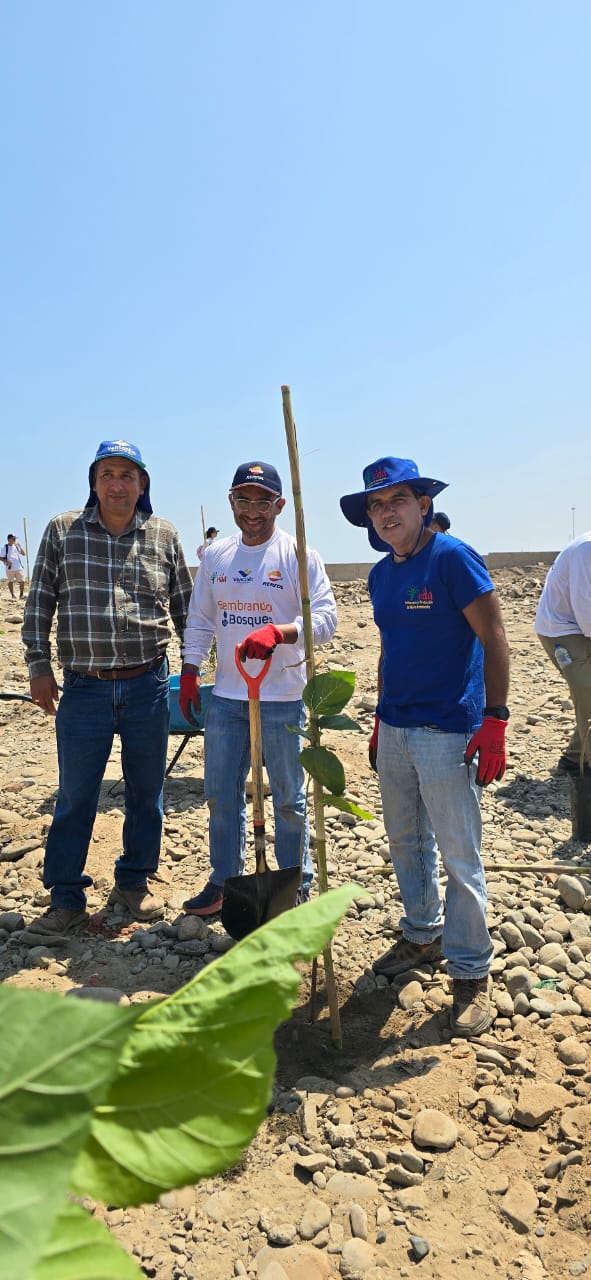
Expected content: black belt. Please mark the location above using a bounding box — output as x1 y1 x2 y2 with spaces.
84 657 163 681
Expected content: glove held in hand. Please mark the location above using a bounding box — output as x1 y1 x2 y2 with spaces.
179 672 201 727
238 623 284 660
368 716 379 773
464 715 507 786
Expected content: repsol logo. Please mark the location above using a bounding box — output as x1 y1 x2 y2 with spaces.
221 612 273 628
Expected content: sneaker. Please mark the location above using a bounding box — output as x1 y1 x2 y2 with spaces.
107 885 164 920
24 906 88 940
183 882 224 916
372 935 442 979
450 976 493 1038
295 885 311 905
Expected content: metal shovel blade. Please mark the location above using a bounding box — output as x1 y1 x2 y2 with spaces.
221 859 300 942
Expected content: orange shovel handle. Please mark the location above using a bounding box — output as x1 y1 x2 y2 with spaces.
234 646 273 699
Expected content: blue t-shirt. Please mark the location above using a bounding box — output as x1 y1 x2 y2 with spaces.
368 534 494 733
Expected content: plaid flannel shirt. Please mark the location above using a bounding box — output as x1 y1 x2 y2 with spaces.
22 506 194 678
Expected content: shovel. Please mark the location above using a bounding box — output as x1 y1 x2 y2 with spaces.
221 646 302 941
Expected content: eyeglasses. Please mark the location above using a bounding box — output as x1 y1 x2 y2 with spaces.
231 495 278 514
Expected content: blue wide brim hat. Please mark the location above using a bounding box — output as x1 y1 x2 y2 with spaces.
340 457 448 552
87 440 152 514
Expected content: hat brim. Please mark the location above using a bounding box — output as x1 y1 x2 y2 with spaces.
340 477 447 553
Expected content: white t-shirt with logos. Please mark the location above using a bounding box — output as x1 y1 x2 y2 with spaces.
183 527 337 700
535 532 591 640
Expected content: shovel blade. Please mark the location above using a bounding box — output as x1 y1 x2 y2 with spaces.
221 865 301 941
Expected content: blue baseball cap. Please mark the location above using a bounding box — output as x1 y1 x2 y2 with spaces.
230 461 282 496
87 440 152 514
340 457 448 552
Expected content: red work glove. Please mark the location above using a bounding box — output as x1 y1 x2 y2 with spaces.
238 623 284 660
369 716 379 772
179 670 201 726
464 716 507 786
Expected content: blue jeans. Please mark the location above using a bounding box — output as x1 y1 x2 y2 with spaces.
377 722 493 979
44 659 170 909
204 694 312 889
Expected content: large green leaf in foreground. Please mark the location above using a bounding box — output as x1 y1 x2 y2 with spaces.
0 990 138 1280
29 1202 141 1280
73 885 357 1206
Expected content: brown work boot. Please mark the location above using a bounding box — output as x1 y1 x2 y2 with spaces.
373 935 442 979
107 885 164 920
24 906 88 940
450 976 493 1037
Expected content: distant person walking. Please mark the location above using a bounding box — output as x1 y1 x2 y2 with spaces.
0 535 26 598
534 531 591 775
197 526 219 562
431 512 451 534
21 439 194 940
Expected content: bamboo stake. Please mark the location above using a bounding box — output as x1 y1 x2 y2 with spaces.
281 385 342 1049
23 517 30 584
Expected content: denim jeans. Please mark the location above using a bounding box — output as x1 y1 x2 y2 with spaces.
377 722 493 979
44 659 170 909
204 694 312 888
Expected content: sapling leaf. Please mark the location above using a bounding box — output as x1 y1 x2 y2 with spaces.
302 671 355 715
317 714 362 732
29 1201 141 1280
322 794 375 820
0 989 138 1280
71 885 357 1206
299 746 347 795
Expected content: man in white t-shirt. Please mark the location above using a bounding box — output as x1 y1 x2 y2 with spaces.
180 460 337 916
1 535 26 598
535 532 591 774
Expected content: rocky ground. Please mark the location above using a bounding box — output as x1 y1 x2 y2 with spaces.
1 567 590 1280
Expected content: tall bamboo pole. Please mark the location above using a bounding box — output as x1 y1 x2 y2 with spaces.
281 385 342 1048
23 518 31 584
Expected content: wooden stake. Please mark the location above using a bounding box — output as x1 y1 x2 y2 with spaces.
23 517 30 584
281 385 342 1049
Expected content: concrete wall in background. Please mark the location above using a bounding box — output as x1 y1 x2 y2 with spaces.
324 552 558 581
189 551 557 583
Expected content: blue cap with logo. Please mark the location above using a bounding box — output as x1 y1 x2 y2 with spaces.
231 461 282 496
340 456 447 552
87 440 152 514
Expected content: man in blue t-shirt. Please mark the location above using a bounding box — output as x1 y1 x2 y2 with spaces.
340 457 510 1038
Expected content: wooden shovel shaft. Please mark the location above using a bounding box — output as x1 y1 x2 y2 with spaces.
248 692 268 873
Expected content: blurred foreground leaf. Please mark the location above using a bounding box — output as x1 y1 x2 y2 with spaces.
72 885 357 1206
0 989 138 1280
29 1202 141 1280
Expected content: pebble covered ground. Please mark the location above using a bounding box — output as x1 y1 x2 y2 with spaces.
1 566 590 1280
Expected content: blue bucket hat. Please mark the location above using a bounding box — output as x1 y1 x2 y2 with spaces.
340 457 448 552
87 440 152 514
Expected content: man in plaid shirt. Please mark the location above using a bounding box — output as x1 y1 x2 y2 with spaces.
22 440 193 940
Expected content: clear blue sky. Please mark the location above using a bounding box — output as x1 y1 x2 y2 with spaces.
2 1 589 568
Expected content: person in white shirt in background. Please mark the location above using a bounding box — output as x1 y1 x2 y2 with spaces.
196 526 219 562
1 535 26 598
180 460 337 917
535 532 591 775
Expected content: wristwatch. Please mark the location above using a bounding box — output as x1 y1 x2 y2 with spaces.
483 705 510 720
